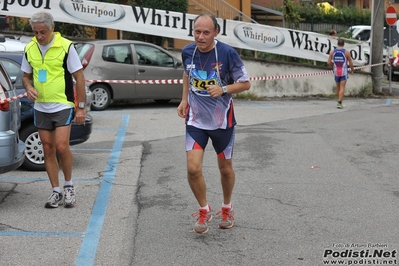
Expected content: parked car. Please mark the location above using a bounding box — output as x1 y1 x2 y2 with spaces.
74 40 184 111
0 51 93 171
0 60 25 174
346 25 371 42
345 25 391 65
0 34 26 52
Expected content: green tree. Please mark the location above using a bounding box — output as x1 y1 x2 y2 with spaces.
285 2 371 28
283 0 303 29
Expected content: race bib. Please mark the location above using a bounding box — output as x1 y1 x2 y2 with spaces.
190 69 219 96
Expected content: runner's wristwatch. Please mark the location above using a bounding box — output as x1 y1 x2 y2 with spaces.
222 86 227 95
78 102 85 109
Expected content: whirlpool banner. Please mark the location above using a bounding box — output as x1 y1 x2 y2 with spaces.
0 0 368 65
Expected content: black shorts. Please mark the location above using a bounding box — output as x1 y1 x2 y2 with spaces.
186 125 235 159
34 108 74 131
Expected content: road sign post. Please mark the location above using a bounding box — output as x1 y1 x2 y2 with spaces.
386 5 397 92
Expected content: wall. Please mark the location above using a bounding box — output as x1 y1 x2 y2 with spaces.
243 59 372 97
169 50 372 97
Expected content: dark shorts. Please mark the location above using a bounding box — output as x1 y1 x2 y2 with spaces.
335 75 348 83
186 125 235 159
34 108 74 131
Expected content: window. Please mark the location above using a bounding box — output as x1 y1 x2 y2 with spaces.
102 45 132 64
135 44 174 67
347 0 356 7
362 0 370 9
357 30 370 41
0 58 22 87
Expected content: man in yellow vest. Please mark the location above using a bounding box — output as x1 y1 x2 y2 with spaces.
21 11 86 208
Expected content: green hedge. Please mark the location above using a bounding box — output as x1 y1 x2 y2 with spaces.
276 1 372 28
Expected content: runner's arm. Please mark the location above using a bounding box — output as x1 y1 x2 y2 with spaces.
327 51 334 67
345 50 354 74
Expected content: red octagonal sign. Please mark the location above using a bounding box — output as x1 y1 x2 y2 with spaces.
387 5 397 26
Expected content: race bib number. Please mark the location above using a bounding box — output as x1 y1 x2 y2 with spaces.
191 78 217 95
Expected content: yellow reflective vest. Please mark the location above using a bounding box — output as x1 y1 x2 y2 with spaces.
24 32 74 106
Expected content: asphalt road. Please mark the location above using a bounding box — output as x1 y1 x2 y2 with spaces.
1 97 399 266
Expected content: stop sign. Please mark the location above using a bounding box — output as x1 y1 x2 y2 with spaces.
386 5 397 26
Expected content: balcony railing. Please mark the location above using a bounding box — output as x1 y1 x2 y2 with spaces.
190 0 257 23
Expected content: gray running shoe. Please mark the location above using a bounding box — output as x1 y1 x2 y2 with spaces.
45 191 63 208
216 206 234 229
337 103 343 109
192 206 212 234
63 185 76 208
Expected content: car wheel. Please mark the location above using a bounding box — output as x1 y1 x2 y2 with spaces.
383 64 388 75
91 84 111 111
19 123 45 171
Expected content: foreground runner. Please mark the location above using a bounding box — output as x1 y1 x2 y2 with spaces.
177 13 251 234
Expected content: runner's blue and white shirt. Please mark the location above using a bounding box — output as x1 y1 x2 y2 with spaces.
332 48 348 77
182 40 249 130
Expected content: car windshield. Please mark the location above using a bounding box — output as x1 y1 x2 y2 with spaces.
0 58 22 87
75 43 94 62
349 27 363 36
0 58 23 87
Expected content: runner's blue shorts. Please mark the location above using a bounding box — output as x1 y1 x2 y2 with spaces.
185 125 235 159
335 75 348 83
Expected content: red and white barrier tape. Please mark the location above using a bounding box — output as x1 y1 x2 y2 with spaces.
0 92 27 104
85 62 383 83
248 63 379 81
0 62 385 104
85 78 183 85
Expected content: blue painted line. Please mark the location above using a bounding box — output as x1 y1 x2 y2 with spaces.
75 115 129 266
386 98 392 105
0 231 84 237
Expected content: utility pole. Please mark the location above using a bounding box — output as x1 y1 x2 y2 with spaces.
371 0 385 93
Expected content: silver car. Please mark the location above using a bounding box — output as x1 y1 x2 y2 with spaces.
0 63 25 174
75 40 184 111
